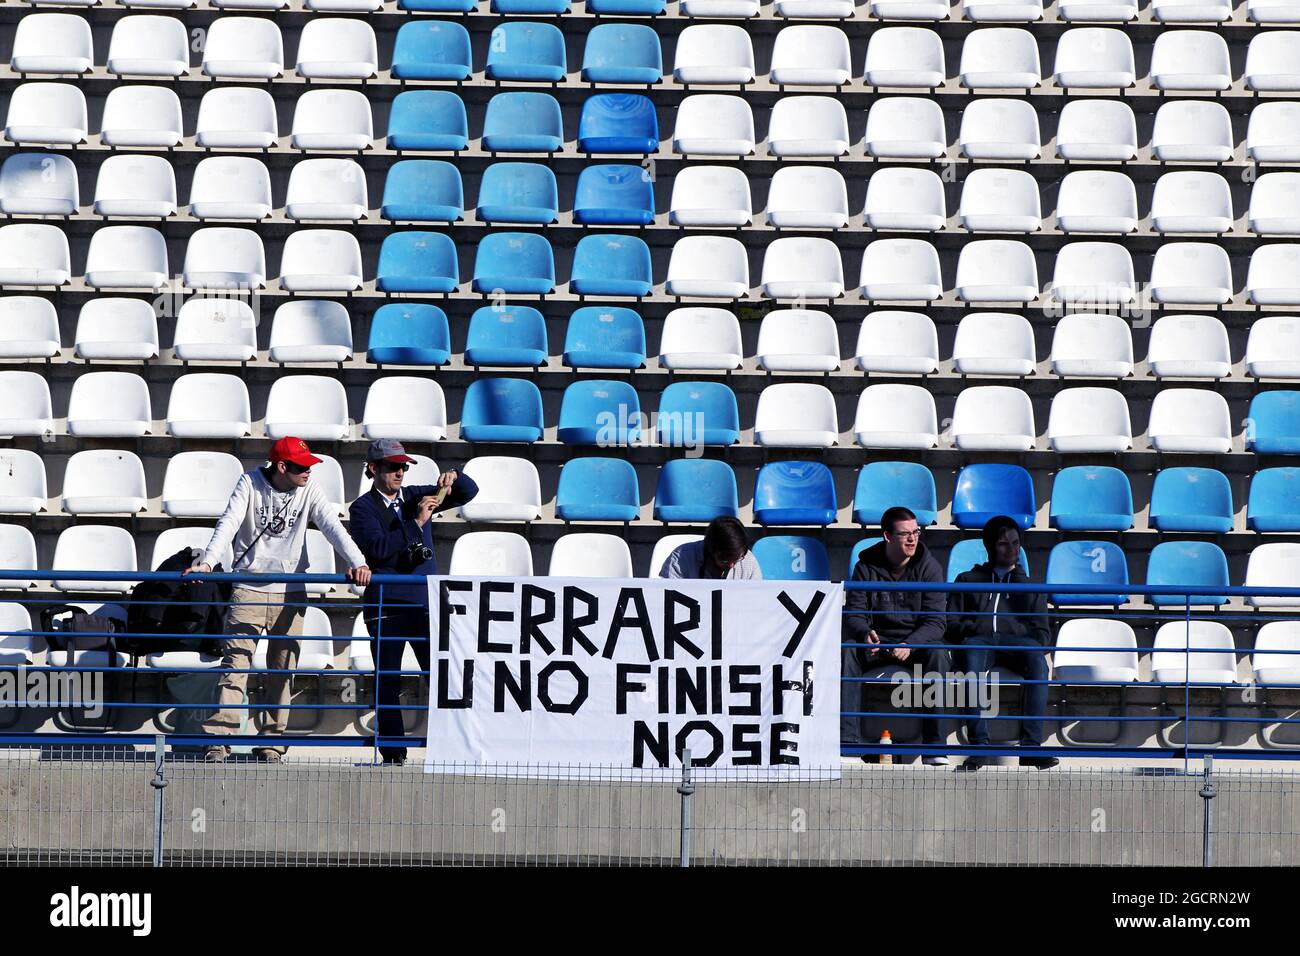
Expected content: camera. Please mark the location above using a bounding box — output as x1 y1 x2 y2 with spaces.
403 541 434 567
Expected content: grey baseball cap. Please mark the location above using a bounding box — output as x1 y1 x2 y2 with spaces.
366 438 416 463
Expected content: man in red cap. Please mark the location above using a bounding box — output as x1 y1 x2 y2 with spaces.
187 436 371 763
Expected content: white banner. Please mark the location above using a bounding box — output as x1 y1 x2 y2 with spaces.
423 576 842 778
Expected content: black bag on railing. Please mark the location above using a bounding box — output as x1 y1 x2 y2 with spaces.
121 548 232 658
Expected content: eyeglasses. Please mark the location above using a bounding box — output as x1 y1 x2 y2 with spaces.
377 462 410 474
889 529 922 541
283 462 310 476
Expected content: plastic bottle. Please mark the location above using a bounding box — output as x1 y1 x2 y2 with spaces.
878 729 893 765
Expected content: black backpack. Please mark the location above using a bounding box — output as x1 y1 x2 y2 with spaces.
122 548 232 658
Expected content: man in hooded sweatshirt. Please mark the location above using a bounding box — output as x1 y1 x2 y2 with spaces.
842 506 951 765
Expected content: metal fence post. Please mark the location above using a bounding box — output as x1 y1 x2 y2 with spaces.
151 734 167 867
1200 754 1215 868
678 749 694 868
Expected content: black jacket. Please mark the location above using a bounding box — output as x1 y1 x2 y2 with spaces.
947 562 1050 646
843 540 946 646
124 548 230 657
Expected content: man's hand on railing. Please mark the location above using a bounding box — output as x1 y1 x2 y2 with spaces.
347 564 373 587
183 562 213 577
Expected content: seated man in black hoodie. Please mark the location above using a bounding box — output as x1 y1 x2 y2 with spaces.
842 506 951 765
949 515 1057 771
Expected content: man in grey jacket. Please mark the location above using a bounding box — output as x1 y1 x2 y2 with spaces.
659 517 763 580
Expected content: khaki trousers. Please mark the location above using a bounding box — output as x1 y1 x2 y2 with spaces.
202 587 306 751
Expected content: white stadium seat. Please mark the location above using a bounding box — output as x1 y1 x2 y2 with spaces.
1246 33 1300 92
952 312 1036 376
1050 313 1134 378
1247 245 1300 305
672 96 755 156
766 166 849 229
302 530 337 596
459 457 543 522
195 88 278 149
1056 171 1137 234
549 534 634 578
955 240 1038 302
1246 315 1300 378
1050 242 1134 305
0 224 69 285
264 375 350 441
171 298 258 362
285 159 368 222
0 297 60 359
291 89 374 151
1245 543 1300 608
0 448 47 514
1151 101 1233 164
1150 172 1233 235
1249 173 1300 236
0 525 37 590
295 18 378 79
67 371 152 437
760 237 844 299
182 228 267 290
647 534 705 577
449 532 534 576
854 311 939 374
84 226 169 290
951 385 1036 451
11 14 93 74
161 451 244 518
870 0 947 17
73 299 159 360
189 157 272 221
1054 99 1137 162
680 0 760 16
864 167 946 232
1052 619 1138 683
100 86 183 148
212 0 287 9
0 605 34 667
1147 314 1231 379
1059 0 1138 19
665 236 749 298
753 382 838 447
0 152 77 215
958 98 1041 160
756 309 840 372
1252 622 1300 685
958 28 1041 90
866 97 946 159
61 449 147 515
165 373 251 439
361 377 447 442
1053 28 1135 89
658 308 743 370
1151 623 1238 686
859 239 943 301
854 383 938 449
864 28 945 88
1150 31 1231 91
0 371 53 437
5 82 86 146
1146 389 1233 454
769 26 851 86
964 0 1042 19
311 453 348 517
279 231 366 293
1149 243 1233 305
1249 0 1300 20
958 168 1041 233
1151 0 1231 20
767 96 851 157
673 25 755 85
268 301 353 364
52 525 139 594
1046 387 1132 452
668 166 752 227
92 155 177 218
202 18 284 79
107 15 189 76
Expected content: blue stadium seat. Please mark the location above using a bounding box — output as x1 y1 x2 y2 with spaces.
848 539 873 578
951 464 1036 530
851 462 937 527
1049 465 1134 532
1145 540 1229 606
486 23 567 83
753 536 831 581
581 24 663 84
563 306 646 369
376 232 458 293
654 459 738 522
493 0 569 13
476 163 559 225
1248 467 1300 532
1046 540 1129 605
464 305 548 367
472 232 555 294
558 380 641 445
556 457 640 522
483 93 564 153
657 381 739 446
391 22 472 80
947 539 1030 582
753 461 836 526
387 91 469 152
367 303 451 366
573 165 656 225
578 94 659 154
1149 467 1234 534
1248 391 1300 454
459 378 545 443
587 0 666 12
570 234 653 297
399 0 475 11
380 160 464 223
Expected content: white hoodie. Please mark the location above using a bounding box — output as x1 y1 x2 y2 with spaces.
203 468 366 593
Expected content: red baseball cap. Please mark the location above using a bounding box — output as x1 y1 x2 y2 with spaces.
268 436 322 468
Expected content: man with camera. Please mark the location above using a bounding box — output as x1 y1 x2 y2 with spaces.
348 439 478 765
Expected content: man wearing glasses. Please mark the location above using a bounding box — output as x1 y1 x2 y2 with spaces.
348 439 478 766
842 506 951 765
188 437 372 763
